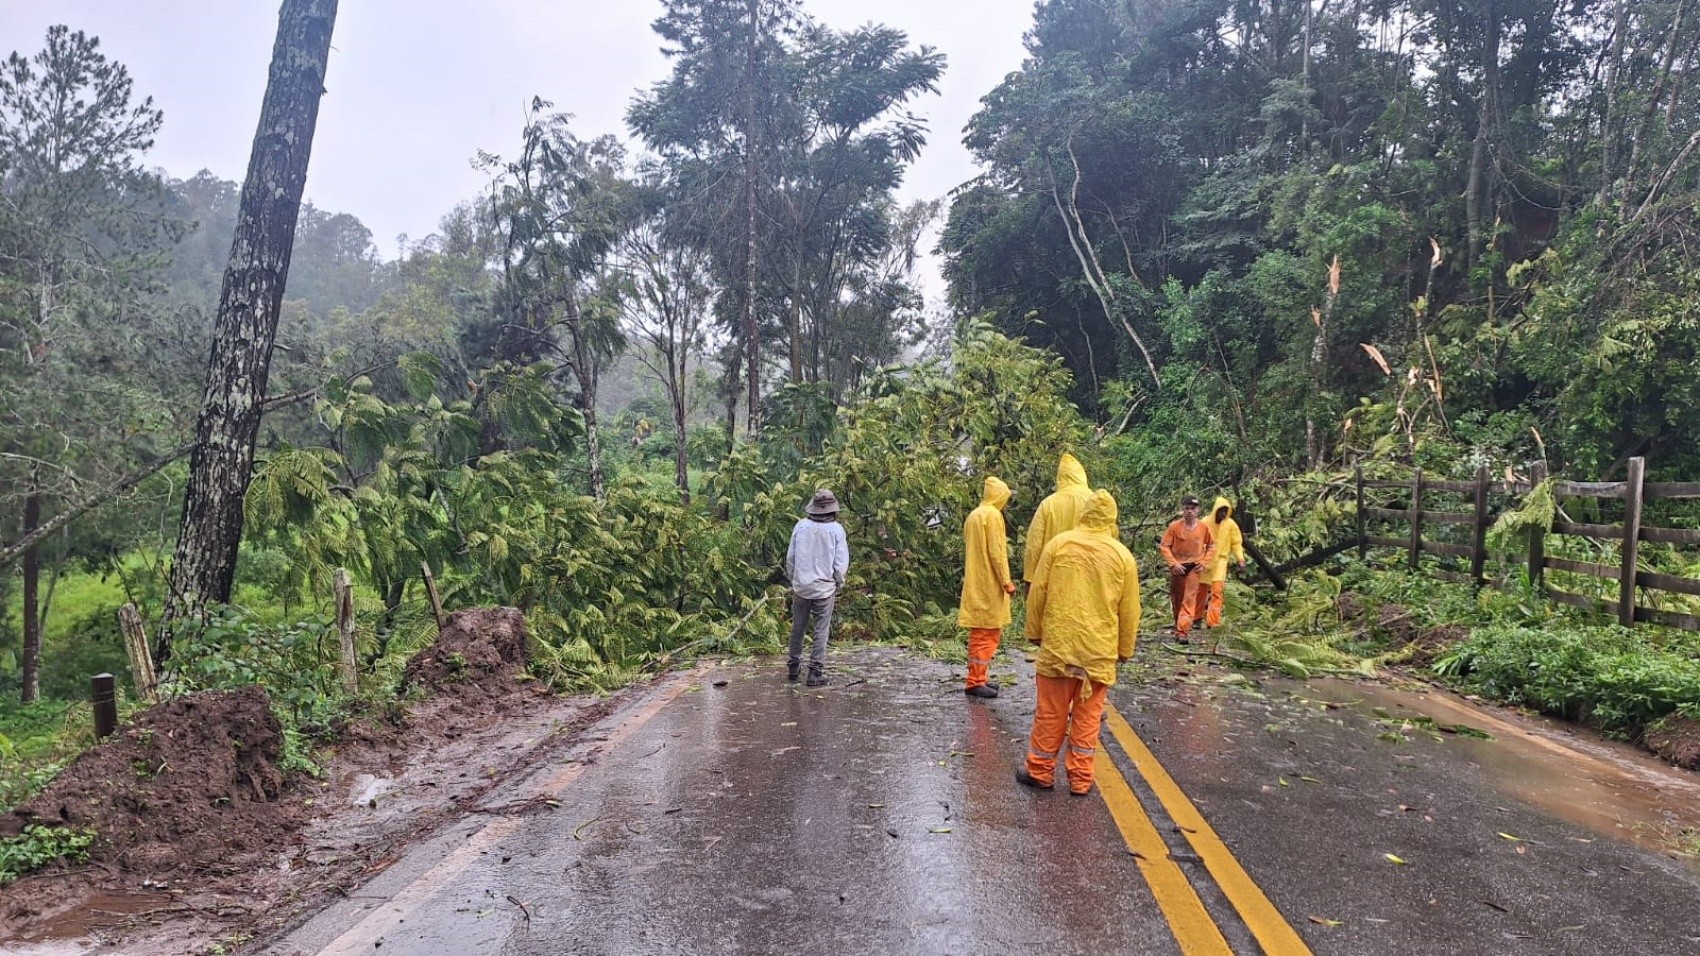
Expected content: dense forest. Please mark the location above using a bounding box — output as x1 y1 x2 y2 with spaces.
4 0 1700 820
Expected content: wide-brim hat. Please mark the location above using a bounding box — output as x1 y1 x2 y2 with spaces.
805 489 840 515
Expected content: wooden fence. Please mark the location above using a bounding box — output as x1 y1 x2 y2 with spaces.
1354 456 1700 632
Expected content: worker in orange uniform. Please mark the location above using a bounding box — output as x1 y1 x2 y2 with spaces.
1023 453 1092 591
1017 489 1140 795
1199 496 1246 629
1159 495 1215 642
958 476 1017 699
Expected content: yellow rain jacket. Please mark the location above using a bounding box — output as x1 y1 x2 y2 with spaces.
1204 496 1245 584
1024 490 1141 690
1023 453 1092 583
958 477 1014 628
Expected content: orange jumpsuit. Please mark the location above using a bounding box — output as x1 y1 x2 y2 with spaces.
958 477 1015 691
1023 491 1140 794
1159 518 1214 637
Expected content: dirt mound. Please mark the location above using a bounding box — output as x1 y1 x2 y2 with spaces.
1644 717 1700 770
1337 592 1367 622
1 685 303 879
401 606 530 697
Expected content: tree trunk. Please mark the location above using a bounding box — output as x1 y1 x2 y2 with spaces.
741 0 762 436
20 490 41 703
565 294 606 500
788 261 804 384
1466 3 1500 266
159 0 338 665
671 374 691 502
1598 0 1631 205
724 350 742 451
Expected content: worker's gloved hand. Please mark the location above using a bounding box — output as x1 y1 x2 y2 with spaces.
1003 582 1017 595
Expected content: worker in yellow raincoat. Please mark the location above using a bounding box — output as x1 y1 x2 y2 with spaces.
1017 489 1140 795
1023 453 1092 589
958 476 1016 699
1199 496 1246 629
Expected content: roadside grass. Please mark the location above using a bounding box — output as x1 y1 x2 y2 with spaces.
1197 555 1700 746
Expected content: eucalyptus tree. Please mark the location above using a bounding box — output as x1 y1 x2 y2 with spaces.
615 207 715 500
629 0 803 437
488 102 632 499
773 22 943 386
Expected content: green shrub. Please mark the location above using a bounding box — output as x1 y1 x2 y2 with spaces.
0 824 94 884
1437 623 1700 737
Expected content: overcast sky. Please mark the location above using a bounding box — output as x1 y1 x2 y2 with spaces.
1 0 1035 299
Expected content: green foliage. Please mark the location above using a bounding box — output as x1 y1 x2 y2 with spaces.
1438 624 1700 737
1486 478 1555 553
167 607 344 735
0 824 94 884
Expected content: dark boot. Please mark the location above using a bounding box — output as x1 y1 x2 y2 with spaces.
965 684 999 699
787 659 801 682
805 664 827 687
1015 768 1053 790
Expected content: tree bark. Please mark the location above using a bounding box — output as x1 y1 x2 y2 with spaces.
567 292 607 501
20 490 41 703
159 0 338 665
671 372 691 502
741 0 762 435
1466 2 1500 265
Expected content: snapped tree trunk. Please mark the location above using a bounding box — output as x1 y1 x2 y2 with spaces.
158 0 338 665
20 489 41 703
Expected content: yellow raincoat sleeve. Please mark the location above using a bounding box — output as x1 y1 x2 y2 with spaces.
1022 508 1049 584
1024 538 1054 641
1117 550 1141 660
986 510 1012 591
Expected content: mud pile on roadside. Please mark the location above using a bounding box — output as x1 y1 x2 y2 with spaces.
1645 717 1700 770
0 685 302 881
401 606 531 695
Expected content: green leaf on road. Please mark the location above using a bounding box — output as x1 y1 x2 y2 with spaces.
1385 853 1409 865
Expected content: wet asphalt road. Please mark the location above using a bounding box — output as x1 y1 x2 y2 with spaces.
267 644 1700 956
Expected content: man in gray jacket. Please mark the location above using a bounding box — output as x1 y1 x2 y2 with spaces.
786 489 850 686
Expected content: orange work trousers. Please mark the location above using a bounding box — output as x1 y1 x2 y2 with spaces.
1198 580 1225 628
1169 568 1204 636
966 628 1001 689
1025 674 1109 794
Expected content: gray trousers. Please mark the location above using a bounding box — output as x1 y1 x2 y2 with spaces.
787 593 836 673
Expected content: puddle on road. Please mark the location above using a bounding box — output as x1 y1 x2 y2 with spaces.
13 890 176 944
350 772 397 806
1285 677 1700 858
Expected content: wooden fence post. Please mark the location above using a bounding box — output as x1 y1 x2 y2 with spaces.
1355 464 1367 560
421 561 446 629
334 568 358 695
1408 467 1424 571
91 673 117 739
118 603 158 704
1619 456 1646 628
1470 464 1490 586
1527 461 1547 591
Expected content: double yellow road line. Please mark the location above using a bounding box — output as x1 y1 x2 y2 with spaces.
1096 704 1313 955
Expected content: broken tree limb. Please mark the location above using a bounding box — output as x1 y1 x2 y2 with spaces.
0 444 193 572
